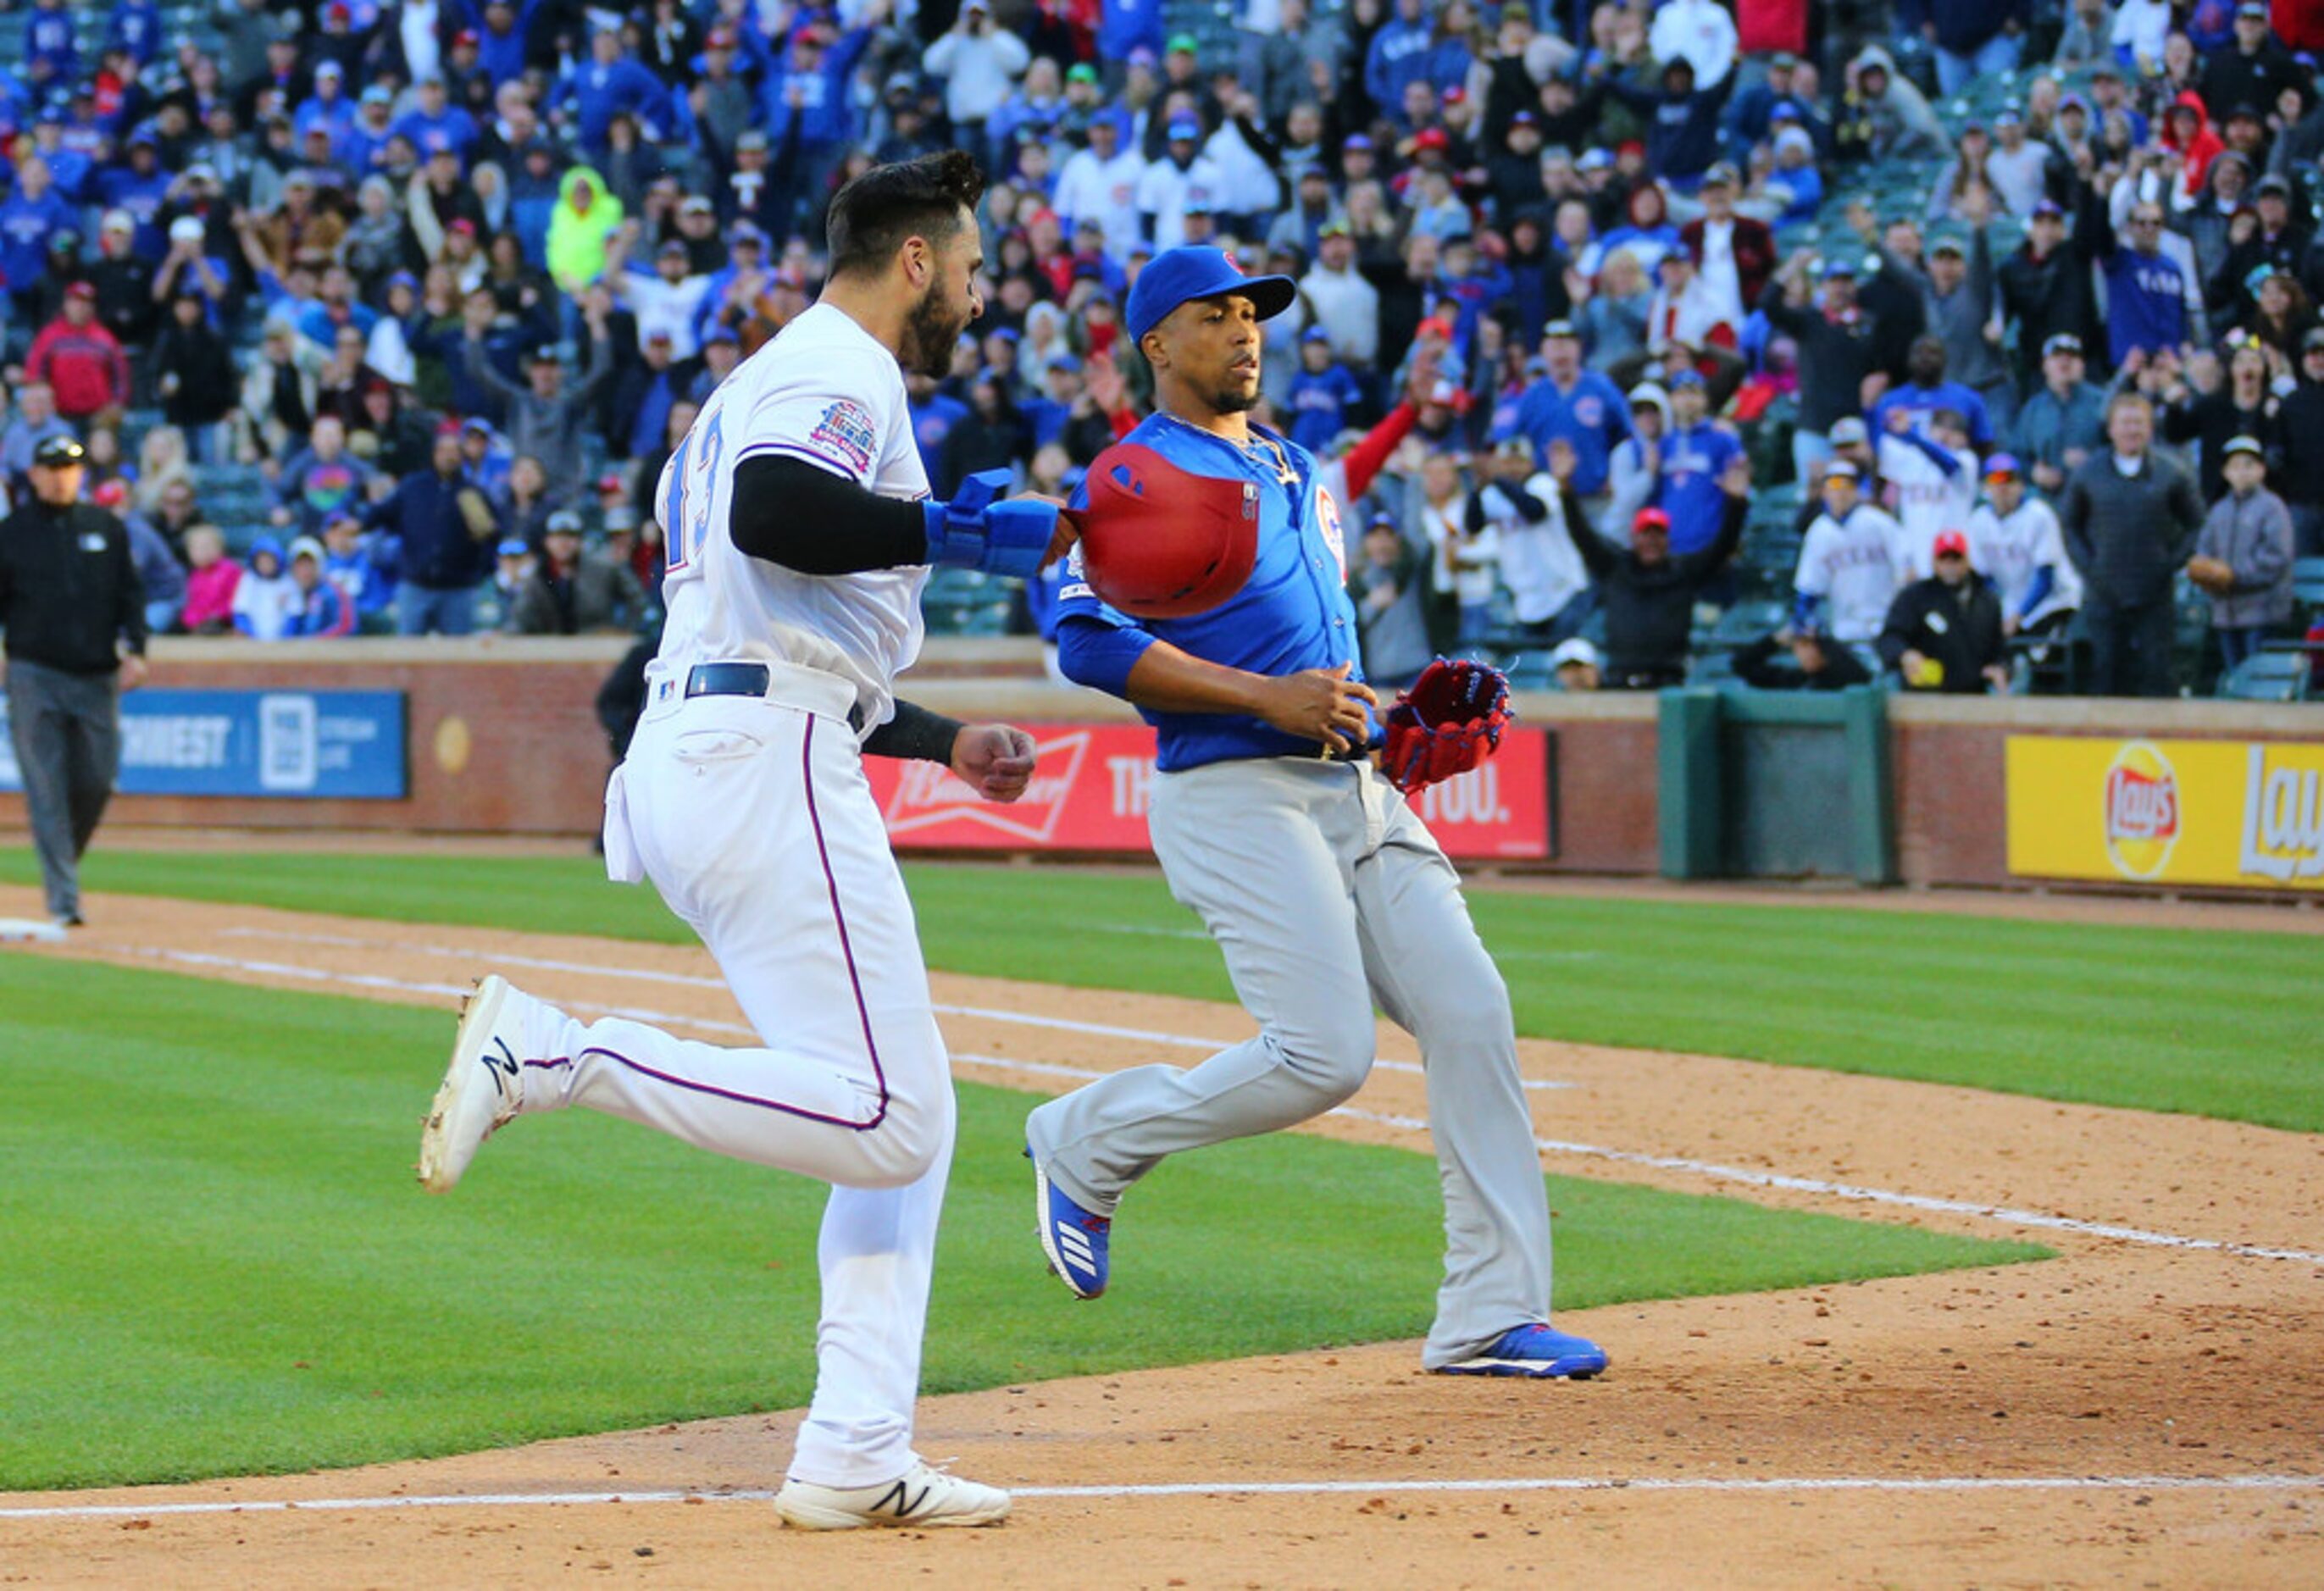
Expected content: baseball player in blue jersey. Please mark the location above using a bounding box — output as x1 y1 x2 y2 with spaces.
1024 246 1608 1381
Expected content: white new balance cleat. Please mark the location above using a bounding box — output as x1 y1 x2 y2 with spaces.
773 1461 1012 1530
418 975 547 1193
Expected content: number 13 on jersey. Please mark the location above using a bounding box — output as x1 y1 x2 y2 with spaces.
660 411 725 575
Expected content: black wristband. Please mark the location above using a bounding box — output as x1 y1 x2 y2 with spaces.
861 698 962 763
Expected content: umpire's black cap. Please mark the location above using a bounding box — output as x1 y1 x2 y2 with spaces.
32 435 86 468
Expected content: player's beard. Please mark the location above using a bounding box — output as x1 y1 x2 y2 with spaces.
1205 360 1262 417
900 283 968 380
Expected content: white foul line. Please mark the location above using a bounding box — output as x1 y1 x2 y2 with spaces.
208 925 1568 1091
3 1472 2319 1522
105 945 2324 1267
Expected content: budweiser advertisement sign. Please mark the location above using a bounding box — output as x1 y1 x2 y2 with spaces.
862 724 1555 859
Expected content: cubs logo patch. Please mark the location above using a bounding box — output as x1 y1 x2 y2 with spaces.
1317 485 1346 575
809 399 878 475
1574 396 1604 426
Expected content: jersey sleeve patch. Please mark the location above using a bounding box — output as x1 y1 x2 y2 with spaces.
805 398 879 478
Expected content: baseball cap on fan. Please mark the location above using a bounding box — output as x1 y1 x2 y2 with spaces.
1124 246 1297 344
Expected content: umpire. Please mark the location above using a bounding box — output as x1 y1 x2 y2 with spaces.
0 435 148 927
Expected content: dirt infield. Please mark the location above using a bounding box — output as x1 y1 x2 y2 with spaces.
3 885 2320 1588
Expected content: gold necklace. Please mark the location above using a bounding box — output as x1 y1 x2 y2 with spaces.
1242 430 1299 485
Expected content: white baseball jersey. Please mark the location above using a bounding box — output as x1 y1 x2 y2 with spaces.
653 302 929 731
1968 496 2083 626
1483 471 1589 624
1878 433 1977 581
619 265 715 360
1796 502 1905 643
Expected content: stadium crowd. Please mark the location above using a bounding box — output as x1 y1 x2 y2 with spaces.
0 0 2320 697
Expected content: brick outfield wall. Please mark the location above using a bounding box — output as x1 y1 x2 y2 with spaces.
6 640 2317 894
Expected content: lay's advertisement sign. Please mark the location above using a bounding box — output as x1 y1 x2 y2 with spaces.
2006 736 2324 891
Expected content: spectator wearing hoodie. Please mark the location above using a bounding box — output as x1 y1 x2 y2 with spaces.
232 535 301 640
923 0 1030 149
25 284 130 426
281 535 354 638
1840 48 1944 164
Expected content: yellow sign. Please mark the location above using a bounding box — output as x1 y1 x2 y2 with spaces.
2006 736 2324 891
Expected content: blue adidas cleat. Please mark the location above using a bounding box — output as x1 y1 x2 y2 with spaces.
1029 1146 1110 1299
1434 1324 1609 1379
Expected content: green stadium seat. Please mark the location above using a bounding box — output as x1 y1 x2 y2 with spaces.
2290 557 2324 613
2217 651 2310 701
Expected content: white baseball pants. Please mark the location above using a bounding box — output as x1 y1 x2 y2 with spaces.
522 667 953 1488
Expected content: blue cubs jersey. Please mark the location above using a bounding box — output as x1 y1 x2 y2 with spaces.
1513 370 1632 496
1056 412 1374 772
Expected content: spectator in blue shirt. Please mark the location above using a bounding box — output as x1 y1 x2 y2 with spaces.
1287 328 1366 452
93 133 172 256
0 155 76 324
1872 335 1996 450
294 60 358 148
907 369 972 496
555 22 674 158
1516 319 1633 507
21 0 79 91
1365 0 1434 127
1097 0 1167 82
471 0 541 89
105 0 164 68
391 74 480 166
1656 370 1745 555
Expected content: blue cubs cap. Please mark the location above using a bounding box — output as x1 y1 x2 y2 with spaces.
1302 325 1333 343
1168 114 1201 140
496 536 529 557
1984 452 2022 477
1125 245 1297 344
1822 256 1858 280
1667 368 1704 389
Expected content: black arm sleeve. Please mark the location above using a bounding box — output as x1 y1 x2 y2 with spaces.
728 453 929 574
861 698 963 762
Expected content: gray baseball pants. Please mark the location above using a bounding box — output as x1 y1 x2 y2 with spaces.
6 659 120 921
1024 756 1553 1366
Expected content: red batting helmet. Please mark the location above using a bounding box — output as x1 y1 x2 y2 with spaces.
1076 442 1260 618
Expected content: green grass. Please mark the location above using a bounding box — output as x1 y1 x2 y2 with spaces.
0 955 2038 1491
12 849 2322 1132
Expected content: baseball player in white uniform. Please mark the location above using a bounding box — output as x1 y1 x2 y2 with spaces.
1794 457 1905 660
1966 452 2083 637
417 152 1067 1531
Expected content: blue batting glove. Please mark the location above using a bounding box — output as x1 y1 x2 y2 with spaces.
923 468 1059 579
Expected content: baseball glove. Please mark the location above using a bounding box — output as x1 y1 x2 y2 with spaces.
1379 657 1511 795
